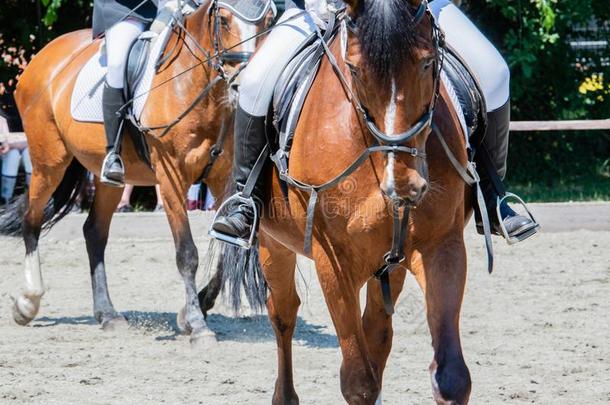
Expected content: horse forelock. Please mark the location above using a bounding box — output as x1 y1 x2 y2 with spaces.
356 0 419 84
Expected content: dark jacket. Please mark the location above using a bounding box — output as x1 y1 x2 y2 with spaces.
284 0 305 10
92 0 160 38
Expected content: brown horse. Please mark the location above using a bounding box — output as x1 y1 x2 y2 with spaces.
203 0 473 403
2 1 268 345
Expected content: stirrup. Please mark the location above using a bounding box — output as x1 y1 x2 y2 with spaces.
100 153 125 188
208 193 259 250
496 192 540 245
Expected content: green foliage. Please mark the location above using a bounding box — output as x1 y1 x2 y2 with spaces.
0 0 91 95
464 0 610 201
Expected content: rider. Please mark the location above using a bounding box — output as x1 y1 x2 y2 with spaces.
211 0 540 246
93 0 167 186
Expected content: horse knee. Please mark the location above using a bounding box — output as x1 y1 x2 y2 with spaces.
430 357 471 404
176 240 198 274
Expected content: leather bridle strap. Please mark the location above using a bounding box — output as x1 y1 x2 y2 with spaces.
280 144 420 255
373 204 411 315
433 124 494 274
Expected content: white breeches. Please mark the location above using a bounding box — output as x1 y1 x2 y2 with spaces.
430 0 510 111
104 19 146 89
238 0 510 116
238 8 318 116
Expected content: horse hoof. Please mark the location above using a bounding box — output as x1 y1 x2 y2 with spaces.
176 307 192 335
101 315 129 332
189 329 217 349
11 296 39 326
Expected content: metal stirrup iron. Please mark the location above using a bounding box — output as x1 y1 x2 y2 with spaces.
208 145 269 249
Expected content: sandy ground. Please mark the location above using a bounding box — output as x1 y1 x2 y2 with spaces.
0 204 608 404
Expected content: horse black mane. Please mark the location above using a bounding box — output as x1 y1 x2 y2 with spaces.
356 0 420 83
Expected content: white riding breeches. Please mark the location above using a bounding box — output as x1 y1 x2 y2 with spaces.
238 8 318 116
104 19 146 89
430 0 510 111
238 0 510 116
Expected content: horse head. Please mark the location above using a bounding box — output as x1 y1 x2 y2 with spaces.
343 0 441 206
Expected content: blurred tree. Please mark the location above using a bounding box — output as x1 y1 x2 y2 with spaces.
0 0 91 96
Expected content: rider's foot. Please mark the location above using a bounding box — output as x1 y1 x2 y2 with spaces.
477 199 539 242
210 106 267 247
100 152 125 187
496 200 539 241
212 201 254 239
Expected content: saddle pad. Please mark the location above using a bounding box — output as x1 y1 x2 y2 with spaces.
218 0 274 23
70 25 172 123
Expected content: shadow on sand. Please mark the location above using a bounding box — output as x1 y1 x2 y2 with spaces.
33 311 338 349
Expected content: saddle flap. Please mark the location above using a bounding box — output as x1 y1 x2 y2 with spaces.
126 33 158 98
217 0 274 23
441 46 486 139
273 32 318 121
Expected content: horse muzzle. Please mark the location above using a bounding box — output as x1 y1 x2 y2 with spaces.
381 176 428 207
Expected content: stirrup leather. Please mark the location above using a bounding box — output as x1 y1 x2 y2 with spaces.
496 192 540 245
209 193 259 250
100 152 125 188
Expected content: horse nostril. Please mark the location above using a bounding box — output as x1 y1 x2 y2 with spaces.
421 182 428 195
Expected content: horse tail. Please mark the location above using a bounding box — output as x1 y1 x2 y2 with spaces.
0 159 87 236
216 241 268 314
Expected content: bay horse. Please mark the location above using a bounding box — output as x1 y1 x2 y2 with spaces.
204 0 473 402
1 1 268 345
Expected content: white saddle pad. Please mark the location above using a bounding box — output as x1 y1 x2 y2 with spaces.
71 26 172 123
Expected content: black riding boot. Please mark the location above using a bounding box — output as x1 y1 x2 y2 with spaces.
211 106 267 244
475 101 539 242
100 84 126 187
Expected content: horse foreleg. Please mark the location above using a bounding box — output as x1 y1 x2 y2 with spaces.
83 179 128 331
158 176 216 347
314 248 380 405
413 234 471 405
361 268 407 404
260 233 300 405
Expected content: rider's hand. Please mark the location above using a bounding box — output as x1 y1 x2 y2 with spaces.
0 142 9 155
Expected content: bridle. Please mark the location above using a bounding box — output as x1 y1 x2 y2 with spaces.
342 0 444 161
320 0 445 315
208 0 275 79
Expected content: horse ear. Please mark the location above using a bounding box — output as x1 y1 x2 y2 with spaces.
340 0 362 11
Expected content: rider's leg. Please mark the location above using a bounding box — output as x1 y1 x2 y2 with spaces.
430 0 539 241
212 7 317 242
100 19 145 187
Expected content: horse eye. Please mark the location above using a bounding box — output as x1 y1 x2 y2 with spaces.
422 58 434 71
220 16 231 29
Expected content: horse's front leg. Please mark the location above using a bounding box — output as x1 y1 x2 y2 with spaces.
157 173 216 346
314 247 380 405
83 179 128 330
259 233 300 405
412 232 471 404
361 268 407 404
